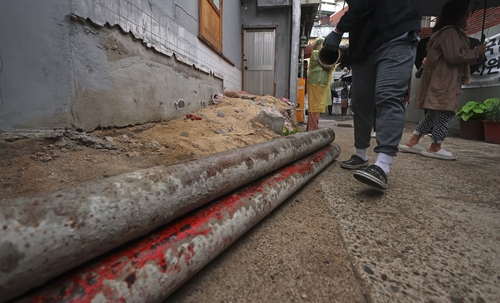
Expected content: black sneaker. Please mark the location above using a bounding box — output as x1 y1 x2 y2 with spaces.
341 155 369 169
353 165 388 189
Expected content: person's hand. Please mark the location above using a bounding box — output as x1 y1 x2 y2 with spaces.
323 30 342 52
422 57 427 68
474 44 486 62
474 43 486 55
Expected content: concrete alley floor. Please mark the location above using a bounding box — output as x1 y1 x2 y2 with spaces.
169 114 500 303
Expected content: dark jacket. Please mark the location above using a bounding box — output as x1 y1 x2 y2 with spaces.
336 0 421 62
340 87 349 100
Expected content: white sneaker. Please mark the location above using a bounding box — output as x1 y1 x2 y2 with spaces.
371 132 376 138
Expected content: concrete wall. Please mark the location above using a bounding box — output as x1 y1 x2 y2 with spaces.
406 24 500 132
241 0 292 98
0 0 242 131
69 21 223 131
0 1 74 130
223 0 243 70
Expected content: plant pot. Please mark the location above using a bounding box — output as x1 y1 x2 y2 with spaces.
459 119 484 140
483 121 500 144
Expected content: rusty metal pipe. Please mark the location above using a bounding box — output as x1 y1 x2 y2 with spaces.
15 144 340 303
0 129 335 301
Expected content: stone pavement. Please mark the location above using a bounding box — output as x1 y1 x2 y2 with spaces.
318 113 500 303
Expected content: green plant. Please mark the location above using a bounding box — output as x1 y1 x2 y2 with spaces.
456 98 499 121
485 98 500 122
281 128 300 136
456 101 486 121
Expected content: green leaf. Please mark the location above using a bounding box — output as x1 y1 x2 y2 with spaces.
484 98 500 107
461 102 477 113
457 99 500 121
462 112 473 121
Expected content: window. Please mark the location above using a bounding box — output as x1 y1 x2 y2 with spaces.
199 0 223 52
212 0 220 10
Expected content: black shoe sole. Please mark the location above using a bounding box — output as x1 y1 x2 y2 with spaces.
340 162 369 170
353 170 388 189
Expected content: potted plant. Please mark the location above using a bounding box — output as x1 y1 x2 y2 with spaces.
456 98 498 140
483 98 500 144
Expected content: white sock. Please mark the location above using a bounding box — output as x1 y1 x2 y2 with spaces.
356 148 368 161
375 153 393 174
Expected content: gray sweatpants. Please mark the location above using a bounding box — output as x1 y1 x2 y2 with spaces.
351 31 418 156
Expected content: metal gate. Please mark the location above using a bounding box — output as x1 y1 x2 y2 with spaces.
243 28 276 96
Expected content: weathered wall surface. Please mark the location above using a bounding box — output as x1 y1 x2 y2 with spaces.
0 1 74 130
222 0 242 71
69 21 222 130
241 1 292 98
0 0 242 131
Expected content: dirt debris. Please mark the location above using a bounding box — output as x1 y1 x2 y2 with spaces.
0 94 299 201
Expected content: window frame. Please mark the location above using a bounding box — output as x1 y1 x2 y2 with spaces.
199 0 223 53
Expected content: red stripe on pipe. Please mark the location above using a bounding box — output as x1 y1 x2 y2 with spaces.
17 145 339 303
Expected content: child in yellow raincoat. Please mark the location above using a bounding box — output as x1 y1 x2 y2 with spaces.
307 38 334 131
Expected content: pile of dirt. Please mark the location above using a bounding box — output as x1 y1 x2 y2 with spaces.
0 93 303 201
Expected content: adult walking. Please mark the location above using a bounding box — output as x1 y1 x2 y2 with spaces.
323 0 421 189
307 38 334 131
399 0 486 160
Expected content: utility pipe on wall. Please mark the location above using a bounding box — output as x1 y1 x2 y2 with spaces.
289 0 301 104
15 144 341 303
0 129 335 301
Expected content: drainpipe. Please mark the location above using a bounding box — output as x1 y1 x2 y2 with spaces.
289 0 301 105
0 128 335 301
15 144 341 303
300 25 306 78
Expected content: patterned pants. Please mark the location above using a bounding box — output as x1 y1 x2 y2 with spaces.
414 110 455 144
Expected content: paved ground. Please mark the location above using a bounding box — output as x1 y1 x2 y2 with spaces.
169 114 500 303
320 115 500 303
